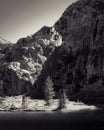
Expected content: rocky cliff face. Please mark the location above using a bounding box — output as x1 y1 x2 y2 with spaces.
33 0 104 104
54 0 104 104
0 27 62 96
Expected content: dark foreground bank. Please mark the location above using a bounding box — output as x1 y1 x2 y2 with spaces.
0 109 104 130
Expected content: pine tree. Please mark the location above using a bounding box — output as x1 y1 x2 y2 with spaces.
44 76 54 105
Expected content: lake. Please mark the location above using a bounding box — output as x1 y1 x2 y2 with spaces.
0 109 104 130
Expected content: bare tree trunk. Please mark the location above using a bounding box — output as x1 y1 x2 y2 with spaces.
21 94 27 109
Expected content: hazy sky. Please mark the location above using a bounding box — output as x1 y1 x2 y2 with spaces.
0 0 77 42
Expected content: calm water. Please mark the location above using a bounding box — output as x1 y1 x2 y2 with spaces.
0 109 104 130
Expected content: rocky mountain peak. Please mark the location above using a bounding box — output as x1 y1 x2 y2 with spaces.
54 0 104 51
0 36 11 44
0 26 62 96
32 26 62 47
16 26 62 48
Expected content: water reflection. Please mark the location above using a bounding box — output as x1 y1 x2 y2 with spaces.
0 109 104 130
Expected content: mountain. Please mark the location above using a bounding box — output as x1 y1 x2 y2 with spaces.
33 0 104 104
0 26 62 96
0 36 12 52
0 0 104 105
0 36 13 63
54 0 104 104
0 36 11 44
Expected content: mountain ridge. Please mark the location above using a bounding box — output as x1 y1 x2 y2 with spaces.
0 36 11 44
0 26 62 96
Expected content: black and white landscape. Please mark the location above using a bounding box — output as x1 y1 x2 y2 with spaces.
0 0 104 126
1 0 104 129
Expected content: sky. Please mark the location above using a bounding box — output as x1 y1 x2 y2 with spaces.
0 0 77 42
